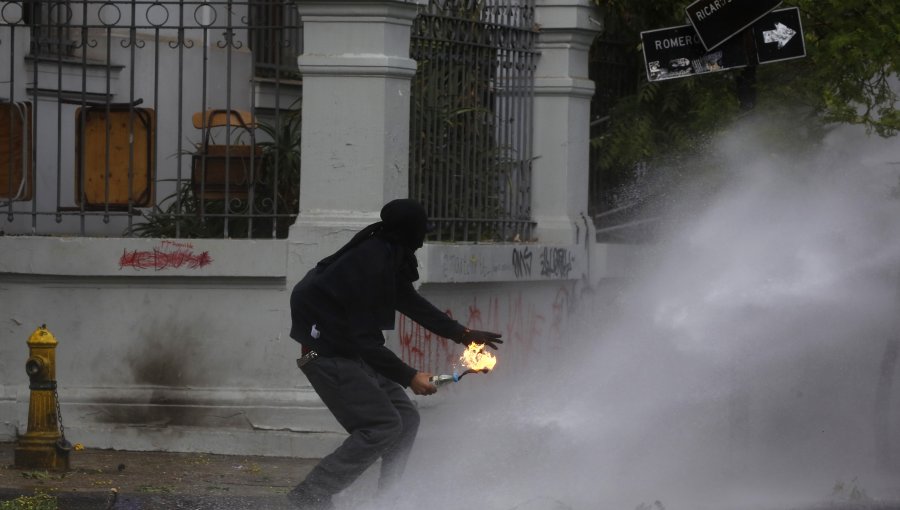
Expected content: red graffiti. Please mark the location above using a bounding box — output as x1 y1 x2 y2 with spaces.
549 286 572 346
396 288 577 372
506 292 544 361
392 283 584 372
119 245 213 270
466 296 502 333
160 240 195 250
398 310 457 374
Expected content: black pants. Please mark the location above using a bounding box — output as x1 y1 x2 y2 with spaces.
296 356 420 499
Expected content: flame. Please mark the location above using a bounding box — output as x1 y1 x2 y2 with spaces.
460 342 497 372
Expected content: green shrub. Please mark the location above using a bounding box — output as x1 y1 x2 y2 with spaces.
0 492 57 510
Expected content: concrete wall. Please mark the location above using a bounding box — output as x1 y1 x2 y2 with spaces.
0 0 618 457
0 235 640 456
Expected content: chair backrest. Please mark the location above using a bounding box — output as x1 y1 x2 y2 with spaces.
192 109 255 130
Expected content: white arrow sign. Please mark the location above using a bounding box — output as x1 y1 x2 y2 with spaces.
763 22 796 49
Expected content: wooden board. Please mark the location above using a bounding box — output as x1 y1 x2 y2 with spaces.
75 107 155 209
0 102 33 201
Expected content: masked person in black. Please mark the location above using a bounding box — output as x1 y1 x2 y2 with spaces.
287 199 502 510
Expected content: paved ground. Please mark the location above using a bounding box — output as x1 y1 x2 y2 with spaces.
5 441 900 510
0 442 318 509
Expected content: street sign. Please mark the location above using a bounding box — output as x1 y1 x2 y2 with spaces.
641 24 749 82
685 0 781 51
753 7 806 64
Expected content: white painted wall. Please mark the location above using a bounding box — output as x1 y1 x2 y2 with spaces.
0 235 640 456
0 0 619 458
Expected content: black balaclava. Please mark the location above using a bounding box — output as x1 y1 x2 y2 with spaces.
377 198 430 250
315 199 431 277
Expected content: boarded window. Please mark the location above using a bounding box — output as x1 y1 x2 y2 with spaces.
75 106 155 209
0 102 33 202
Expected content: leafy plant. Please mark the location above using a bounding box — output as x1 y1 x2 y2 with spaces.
125 106 301 239
255 105 302 238
124 179 213 238
587 0 899 235
0 491 57 510
409 2 534 242
19 471 51 481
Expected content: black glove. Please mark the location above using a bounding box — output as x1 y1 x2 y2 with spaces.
458 328 503 350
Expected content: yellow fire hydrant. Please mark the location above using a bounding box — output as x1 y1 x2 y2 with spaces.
14 325 71 471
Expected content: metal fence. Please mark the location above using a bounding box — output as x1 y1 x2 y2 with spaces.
1 0 302 238
409 0 537 243
587 35 655 242
2 0 536 240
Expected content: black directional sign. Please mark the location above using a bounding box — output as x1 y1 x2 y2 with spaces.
641 24 749 82
685 0 781 51
752 7 806 64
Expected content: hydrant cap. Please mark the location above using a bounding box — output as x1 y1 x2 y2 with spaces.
27 326 58 347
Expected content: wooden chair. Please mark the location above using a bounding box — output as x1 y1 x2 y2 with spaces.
190 109 265 201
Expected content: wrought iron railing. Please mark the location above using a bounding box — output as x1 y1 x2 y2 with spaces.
409 0 537 243
587 34 655 242
588 35 639 218
250 0 302 80
1 0 301 238
3 0 538 240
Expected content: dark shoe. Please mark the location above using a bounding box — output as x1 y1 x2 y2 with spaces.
286 488 334 510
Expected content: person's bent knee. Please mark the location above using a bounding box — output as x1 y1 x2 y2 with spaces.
359 418 404 449
401 406 420 435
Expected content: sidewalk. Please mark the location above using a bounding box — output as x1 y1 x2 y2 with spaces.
0 442 318 509
6 441 900 510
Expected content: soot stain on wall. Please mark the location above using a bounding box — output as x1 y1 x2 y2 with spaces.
93 316 223 427
128 318 206 387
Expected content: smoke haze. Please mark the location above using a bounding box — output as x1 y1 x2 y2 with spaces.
347 120 900 510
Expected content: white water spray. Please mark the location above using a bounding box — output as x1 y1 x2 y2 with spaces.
347 120 900 510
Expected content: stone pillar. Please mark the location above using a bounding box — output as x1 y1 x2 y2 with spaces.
531 0 602 244
289 1 419 264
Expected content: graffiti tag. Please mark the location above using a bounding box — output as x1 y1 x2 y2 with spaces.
512 247 532 278
539 247 574 278
119 241 213 270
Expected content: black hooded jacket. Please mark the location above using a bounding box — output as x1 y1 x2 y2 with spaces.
289 204 466 386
